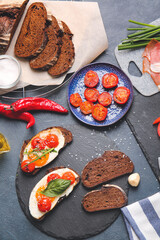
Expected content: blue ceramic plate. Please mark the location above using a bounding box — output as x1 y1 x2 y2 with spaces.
68 63 133 127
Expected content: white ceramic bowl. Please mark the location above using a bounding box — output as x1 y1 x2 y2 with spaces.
0 55 21 89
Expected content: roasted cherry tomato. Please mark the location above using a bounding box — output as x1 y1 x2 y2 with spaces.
98 92 112 107
21 160 35 173
84 70 99 88
102 73 118 89
157 123 160 137
45 134 59 148
113 86 130 104
84 88 99 102
38 196 52 212
31 137 46 150
92 104 108 121
36 186 55 202
80 101 94 115
70 93 82 107
47 173 61 183
62 171 75 185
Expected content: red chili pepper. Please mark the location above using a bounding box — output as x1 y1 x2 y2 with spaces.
0 103 35 129
153 117 160 125
11 97 68 113
157 123 160 137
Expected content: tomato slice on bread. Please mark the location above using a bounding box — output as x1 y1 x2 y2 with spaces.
98 92 112 107
21 160 35 173
70 93 82 107
62 171 75 184
92 104 108 121
47 173 61 183
102 73 118 89
38 197 52 212
80 101 93 115
84 88 99 102
45 134 59 148
31 137 45 150
84 70 99 87
113 86 130 104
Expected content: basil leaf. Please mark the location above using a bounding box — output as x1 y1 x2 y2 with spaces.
40 179 71 197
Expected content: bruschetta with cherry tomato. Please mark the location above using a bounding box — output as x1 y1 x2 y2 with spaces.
20 127 72 174
29 167 80 219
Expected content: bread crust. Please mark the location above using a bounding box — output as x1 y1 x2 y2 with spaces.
82 150 134 188
82 184 127 212
20 127 73 175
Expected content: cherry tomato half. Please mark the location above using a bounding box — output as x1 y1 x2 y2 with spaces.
45 134 59 148
38 196 51 212
47 173 61 183
98 92 112 107
92 104 108 121
102 73 118 89
62 171 75 185
31 137 46 150
80 101 94 115
21 160 35 173
84 70 99 88
84 88 99 102
113 86 130 104
70 93 82 107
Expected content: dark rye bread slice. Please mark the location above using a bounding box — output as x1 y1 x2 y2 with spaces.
82 184 127 212
15 2 47 58
0 0 29 54
29 166 80 220
48 21 75 77
82 150 134 188
29 16 61 70
20 126 72 175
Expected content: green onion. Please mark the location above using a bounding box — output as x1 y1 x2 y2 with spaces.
127 27 152 31
128 20 156 27
23 147 57 167
118 20 160 50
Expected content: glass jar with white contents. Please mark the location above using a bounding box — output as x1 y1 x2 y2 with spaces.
0 55 21 89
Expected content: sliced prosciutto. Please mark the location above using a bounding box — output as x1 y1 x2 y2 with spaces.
142 39 160 89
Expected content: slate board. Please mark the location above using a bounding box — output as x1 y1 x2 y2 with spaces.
115 18 160 96
126 91 160 181
15 125 129 240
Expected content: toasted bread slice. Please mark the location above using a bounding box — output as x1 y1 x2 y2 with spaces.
29 166 80 219
82 150 134 188
0 0 29 54
15 2 47 58
82 184 127 212
48 21 75 77
29 16 62 70
20 127 72 174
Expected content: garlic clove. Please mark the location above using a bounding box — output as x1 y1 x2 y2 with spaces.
128 173 140 187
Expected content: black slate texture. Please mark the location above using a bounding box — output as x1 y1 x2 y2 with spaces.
126 90 160 181
16 125 129 239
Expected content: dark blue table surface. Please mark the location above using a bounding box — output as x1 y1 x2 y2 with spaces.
0 1 160 240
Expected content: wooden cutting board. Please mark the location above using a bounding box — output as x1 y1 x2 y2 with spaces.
115 18 160 96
